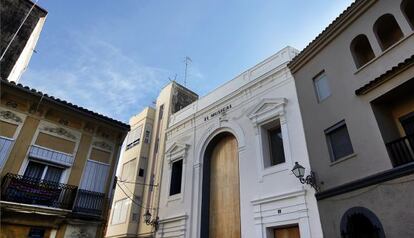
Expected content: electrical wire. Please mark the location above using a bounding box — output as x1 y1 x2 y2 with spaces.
116 182 157 211
0 0 39 61
117 179 158 187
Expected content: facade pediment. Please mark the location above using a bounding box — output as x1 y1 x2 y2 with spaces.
248 98 287 125
166 142 189 163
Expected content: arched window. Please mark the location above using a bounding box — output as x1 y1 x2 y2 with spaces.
373 14 404 50
340 207 386 238
350 34 375 68
401 0 414 29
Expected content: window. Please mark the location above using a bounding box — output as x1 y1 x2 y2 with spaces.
29 228 45 238
169 159 183 196
340 207 385 238
350 34 375 68
138 168 145 177
121 159 136 181
402 0 414 29
159 105 164 120
24 160 64 183
325 121 354 161
313 72 331 102
126 126 142 150
373 14 404 51
112 199 130 224
132 213 139 222
144 129 151 143
261 119 285 168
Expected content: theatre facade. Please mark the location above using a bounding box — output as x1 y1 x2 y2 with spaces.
156 47 323 238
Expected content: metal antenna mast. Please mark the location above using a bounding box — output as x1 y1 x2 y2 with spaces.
183 56 192 87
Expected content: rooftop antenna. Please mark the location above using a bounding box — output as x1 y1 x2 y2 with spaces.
168 74 177 82
183 56 192 87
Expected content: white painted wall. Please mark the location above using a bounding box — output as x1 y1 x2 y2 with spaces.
157 47 323 238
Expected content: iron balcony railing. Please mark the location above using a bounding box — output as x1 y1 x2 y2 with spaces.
386 134 414 167
73 189 105 216
1 173 77 209
1 173 106 217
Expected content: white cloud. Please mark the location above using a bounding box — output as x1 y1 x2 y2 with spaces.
21 34 171 122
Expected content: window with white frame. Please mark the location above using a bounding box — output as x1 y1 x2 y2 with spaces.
169 159 183 196
126 126 143 150
24 160 65 183
111 198 130 225
261 119 286 168
325 120 354 161
313 72 331 102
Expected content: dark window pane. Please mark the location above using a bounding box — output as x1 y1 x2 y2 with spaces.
169 160 183 196
24 161 45 180
44 166 64 183
268 126 285 166
139 168 145 177
327 124 354 161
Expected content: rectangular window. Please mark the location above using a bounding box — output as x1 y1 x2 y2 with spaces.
126 126 143 150
121 159 136 181
261 119 285 168
111 198 129 224
138 168 145 177
313 72 331 102
144 129 151 143
159 104 164 120
325 121 354 161
268 124 285 166
169 159 183 196
24 160 64 183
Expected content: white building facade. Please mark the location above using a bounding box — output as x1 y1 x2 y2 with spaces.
157 47 323 238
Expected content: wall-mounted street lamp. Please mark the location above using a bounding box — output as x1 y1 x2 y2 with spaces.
291 162 320 191
143 210 159 231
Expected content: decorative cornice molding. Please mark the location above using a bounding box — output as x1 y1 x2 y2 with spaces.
0 110 23 123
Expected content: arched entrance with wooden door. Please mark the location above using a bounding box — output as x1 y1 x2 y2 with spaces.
200 132 241 238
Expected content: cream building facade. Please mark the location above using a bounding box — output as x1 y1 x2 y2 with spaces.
157 47 323 238
106 82 198 238
106 108 155 237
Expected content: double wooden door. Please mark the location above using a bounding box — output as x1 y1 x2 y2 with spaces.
274 226 300 238
209 135 241 238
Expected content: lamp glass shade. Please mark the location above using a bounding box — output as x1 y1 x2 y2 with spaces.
143 210 151 223
292 162 305 178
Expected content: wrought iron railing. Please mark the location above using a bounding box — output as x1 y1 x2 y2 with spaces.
1 173 77 209
73 189 105 216
386 134 414 167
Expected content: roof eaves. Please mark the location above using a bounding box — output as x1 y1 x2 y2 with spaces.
1 79 129 130
355 54 414 95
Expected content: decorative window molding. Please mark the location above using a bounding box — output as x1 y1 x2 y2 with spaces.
247 98 292 180
92 140 113 151
248 98 287 126
41 126 78 140
165 142 189 165
0 110 24 124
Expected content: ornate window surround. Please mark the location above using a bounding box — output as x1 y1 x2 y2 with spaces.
248 98 293 180
165 142 189 202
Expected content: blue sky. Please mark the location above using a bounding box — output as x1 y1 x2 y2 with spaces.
21 0 353 123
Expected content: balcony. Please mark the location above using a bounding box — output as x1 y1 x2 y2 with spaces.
1 173 105 217
386 134 414 167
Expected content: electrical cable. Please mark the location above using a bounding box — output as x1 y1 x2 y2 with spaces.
116 182 157 211
117 179 158 187
0 0 39 61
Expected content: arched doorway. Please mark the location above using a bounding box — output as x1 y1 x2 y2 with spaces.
200 132 241 238
340 207 385 238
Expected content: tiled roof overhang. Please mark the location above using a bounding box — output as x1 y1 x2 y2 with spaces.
1 79 130 130
355 54 414 95
287 0 376 74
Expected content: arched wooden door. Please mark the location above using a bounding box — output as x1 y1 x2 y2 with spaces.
209 134 241 238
